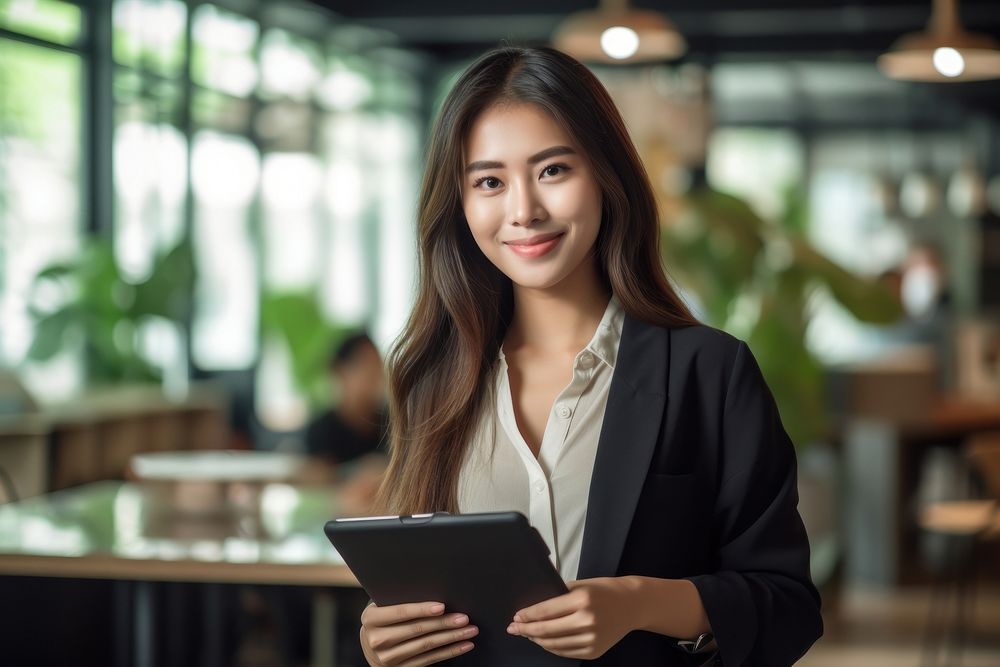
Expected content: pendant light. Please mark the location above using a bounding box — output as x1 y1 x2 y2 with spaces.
947 159 988 219
552 0 686 64
898 124 942 220
877 0 1000 81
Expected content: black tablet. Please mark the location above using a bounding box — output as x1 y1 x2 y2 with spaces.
324 510 575 666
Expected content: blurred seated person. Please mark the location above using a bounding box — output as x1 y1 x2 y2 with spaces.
305 332 388 470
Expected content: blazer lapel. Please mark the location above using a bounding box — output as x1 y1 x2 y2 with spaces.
575 313 670 581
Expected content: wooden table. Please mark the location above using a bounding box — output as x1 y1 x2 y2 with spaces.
0 480 361 667
842 396 1000 587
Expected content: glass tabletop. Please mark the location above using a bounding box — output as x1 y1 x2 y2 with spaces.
0 480 348 568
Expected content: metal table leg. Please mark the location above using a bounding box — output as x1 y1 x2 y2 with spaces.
114 580 132 667
135 581 155 667
312 588 338 667
203 583 224 667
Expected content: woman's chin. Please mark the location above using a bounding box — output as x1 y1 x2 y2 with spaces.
504 270 571 291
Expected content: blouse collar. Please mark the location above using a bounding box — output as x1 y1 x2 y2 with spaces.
498 293 624 370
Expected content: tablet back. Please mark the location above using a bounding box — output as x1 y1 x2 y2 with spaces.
325 510 576 666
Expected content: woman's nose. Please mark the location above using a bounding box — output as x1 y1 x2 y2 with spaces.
509 180 546 227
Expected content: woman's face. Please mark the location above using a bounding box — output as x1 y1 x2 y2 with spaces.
461 102 603 291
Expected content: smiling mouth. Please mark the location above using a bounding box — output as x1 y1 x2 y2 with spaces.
503 232 565 258
504 232 565 247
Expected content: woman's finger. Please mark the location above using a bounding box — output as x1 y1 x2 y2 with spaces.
514 589 582 623
363 601 445 628
379 627 479 665
396 639 475 667
368 614 473 652
526 631 595 651
512 610 591 639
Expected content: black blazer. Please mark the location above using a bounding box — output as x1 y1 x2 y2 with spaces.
571 313 823 666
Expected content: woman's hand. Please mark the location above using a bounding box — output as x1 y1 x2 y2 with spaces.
360 601 478 666
506 577 637 660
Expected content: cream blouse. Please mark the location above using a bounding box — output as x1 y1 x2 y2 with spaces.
456 294 624 582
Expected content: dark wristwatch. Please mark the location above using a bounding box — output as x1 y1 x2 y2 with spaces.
677 632 716 653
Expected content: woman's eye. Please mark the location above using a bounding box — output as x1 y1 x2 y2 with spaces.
473 176 501 190
543 164 569 177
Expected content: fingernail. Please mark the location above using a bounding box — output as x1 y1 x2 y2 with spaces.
506 623 516 634
429 603 445 613
513 614 522 622
453 614 468 625
460 642 474 652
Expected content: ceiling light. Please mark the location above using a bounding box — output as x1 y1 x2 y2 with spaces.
552 0 686 65
932 46 964 76
877 0 1000 82
601 26 640 60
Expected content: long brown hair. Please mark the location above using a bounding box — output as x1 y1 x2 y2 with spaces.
373 45 698 515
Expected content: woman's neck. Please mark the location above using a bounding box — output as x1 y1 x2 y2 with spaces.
505 256 611 356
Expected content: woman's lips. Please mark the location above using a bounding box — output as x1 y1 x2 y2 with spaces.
504 232 565 258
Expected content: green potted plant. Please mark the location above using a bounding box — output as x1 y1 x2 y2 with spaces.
26 236 195 386
662 181 903 446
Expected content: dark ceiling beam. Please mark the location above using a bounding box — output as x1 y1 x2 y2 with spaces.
336 5 1000 44
306 1 1000 117
329 5 1000 65
318 0 999 20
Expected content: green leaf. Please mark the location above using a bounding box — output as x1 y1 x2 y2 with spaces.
133 238 196 319
26 307 79 361
24 235 195 385
260 289 355 408
134 240 196 321
792 238 904 324
33 262 76 282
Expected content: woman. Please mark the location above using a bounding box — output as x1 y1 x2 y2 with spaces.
359 45 822 666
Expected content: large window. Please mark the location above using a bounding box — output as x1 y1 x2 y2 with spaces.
0 0 85 399
2 1 425 431
109 0 425 430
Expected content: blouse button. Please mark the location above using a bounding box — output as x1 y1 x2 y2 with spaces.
534 480 546 494
578 351 595 368
556 405 572 419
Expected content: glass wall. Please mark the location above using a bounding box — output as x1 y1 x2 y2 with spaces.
1 0 426 434
0 0 85 397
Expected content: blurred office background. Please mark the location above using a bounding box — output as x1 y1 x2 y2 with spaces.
1 0 1000 665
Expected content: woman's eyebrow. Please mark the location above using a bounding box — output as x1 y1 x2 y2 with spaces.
464 145 576 174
